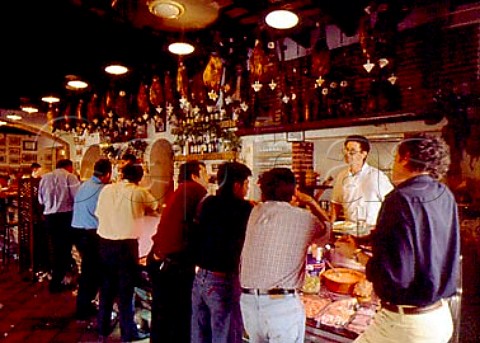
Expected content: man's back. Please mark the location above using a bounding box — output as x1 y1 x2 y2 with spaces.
39 168 80 214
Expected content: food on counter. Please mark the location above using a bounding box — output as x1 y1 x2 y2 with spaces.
352 279 373 302
301 295 331 318
302 274 321 294
322 268 366 294
315 298 357 327
346 313 373 334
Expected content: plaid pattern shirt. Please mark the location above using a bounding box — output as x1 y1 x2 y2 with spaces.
240 201 327 290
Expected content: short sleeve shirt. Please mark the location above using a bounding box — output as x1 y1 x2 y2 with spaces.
331 163 393 225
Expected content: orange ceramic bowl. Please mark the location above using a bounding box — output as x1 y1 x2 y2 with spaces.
322 268 366 294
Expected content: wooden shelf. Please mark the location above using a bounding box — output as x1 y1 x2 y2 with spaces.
174 151 238 162
236 111 426 136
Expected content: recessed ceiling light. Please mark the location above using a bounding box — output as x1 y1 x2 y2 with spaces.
6 114 22 121
41 96 61 103
105 64 129 75
265 10 299 29
66 80 89 90
20 106 39 114
168 42 195 55
148 0 185 19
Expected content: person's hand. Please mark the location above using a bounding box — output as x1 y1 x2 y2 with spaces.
334 235 358 259
294 189 314 207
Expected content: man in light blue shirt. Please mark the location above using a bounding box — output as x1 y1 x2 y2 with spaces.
71 159 112 320
38 159 80 293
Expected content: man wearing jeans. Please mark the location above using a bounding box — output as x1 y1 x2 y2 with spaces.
240 168 329 343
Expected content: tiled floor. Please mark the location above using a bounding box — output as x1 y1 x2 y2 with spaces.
0 264 148 343
1 253 479 343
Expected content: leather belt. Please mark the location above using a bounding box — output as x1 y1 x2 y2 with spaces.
381 300 443 315
196 267 231 278
241 288 296 296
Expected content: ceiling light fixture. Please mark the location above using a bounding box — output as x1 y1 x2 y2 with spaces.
66 79 89 90
6 113 22 121
105 64 129 75
148 0 185 19
0 121 7 126
20 106 39 114
265 10 299 29
41 96 61 103
168 42 195 55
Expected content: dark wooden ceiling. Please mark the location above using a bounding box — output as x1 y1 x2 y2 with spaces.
0 0 439 112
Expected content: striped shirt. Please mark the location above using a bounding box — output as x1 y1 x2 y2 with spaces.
240 201 328 290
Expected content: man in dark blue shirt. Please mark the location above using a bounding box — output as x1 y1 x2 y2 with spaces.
340 133 460 343
191 162 254 343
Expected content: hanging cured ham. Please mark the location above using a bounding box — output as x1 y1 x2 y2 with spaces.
231 64 243 102
149 75 164 108
191 71 207 104
137 81 150 115
75 98 85 131
311 38 331 77
176 61 189 99
46 104 57 130
203 54 223 91
115 90 130 119
164 70 175 105
248 39 268 82
359 14 375 59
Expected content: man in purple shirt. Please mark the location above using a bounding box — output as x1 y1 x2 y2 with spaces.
38 159 80 293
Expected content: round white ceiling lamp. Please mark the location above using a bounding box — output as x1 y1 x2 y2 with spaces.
20 106 39 114
6 113 22 121
41 96 60 104
105 64 129 75
67 80 88 90
265 9 299 29
168 42 195 55
148 0 185 19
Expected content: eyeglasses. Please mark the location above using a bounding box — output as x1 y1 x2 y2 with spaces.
343 149 362 156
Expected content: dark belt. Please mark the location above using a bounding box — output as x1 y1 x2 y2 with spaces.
381 300 443 315
196 267 233 278
241 288 296 296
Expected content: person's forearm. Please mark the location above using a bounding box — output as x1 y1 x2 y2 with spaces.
306 199 330 223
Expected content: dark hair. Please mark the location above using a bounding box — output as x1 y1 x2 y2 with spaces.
122 164 144 184
121 153 137 164
217 162 252 196
56 159 73 169
345 135 371 154
258 167 296 202
30 163 41 169
397 133 450 180
93 159 112 178
178 161 206 183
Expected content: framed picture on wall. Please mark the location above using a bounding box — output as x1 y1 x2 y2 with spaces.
8 148 21 156
23 140 37 151
286 131 305 142
9 156 20 165
7 135 21 147
21 153 37 164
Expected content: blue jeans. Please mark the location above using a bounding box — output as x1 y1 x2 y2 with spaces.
191 268 243 343
240 292 305 343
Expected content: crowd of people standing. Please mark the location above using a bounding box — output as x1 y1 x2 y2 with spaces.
31 132 459 343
